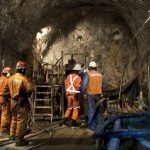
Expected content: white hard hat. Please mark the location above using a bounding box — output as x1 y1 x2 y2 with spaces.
89 61 97 67
72 64 82 71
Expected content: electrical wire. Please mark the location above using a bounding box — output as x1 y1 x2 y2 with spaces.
132 16 150 40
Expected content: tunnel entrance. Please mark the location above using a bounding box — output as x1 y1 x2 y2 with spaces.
1 1 150 149
32 8 138 86
32 8 138 90
31 7 140 120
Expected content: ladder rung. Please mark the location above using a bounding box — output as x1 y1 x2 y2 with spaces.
53 85 61 87
35 99 52 101
34 114 52 117
35 106 52 109
36 85 51 87
36 92 52 94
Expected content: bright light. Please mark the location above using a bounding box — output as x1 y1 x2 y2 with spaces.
36 27 51 40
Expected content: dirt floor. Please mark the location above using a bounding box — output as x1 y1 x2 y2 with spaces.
0 121 94 150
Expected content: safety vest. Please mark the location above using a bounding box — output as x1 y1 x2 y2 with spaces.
87 70 102 95
65 74 81 94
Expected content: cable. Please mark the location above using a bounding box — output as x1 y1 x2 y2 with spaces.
25 131 53 150
25 125 66 150
132 16 150 40
0 125 65 148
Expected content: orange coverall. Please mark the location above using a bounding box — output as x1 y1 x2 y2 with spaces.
0 75 11 134
8 73 33 140
64 73 81 120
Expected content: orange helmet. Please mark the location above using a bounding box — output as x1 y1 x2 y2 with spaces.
16 61 27 70
2 67 12 74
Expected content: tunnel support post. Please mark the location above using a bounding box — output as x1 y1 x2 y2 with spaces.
61 51 65 117
147 65 150 109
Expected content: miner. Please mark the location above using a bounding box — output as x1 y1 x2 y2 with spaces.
60 64 82 128
81 61 103 132
8 61 33 146
0 67 12 136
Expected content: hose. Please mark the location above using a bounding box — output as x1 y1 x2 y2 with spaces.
28 126 65 150
25 130 53 150
0 125 65 147
0 93 64 148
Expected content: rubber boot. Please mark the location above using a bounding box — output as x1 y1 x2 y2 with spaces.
71 119 78 129
80 121 88 128
25 128 32 135
15 138 29 147
59 118 68 127
9 136 15 141
0 130 9 137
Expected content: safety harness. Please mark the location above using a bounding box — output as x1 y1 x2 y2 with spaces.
66 74 80 93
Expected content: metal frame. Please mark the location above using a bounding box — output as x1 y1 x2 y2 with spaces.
94 111 150 150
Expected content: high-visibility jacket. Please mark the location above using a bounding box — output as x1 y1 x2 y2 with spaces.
65 73 81 95
0 75 9 96
8 73 33 100
87 70 102 95
0 75 9 104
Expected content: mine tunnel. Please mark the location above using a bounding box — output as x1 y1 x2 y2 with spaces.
0 0 150 150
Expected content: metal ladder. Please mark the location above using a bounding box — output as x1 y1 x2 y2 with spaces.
33 83 53 122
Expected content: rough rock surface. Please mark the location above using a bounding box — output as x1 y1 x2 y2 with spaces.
0 0 150 89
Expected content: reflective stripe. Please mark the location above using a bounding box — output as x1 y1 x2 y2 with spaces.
9 78 22 83
0 80 3 83
66 75 80 93
68 107 73 109
87 70 103 95
73 106 80 109
90 74 102 77
66 89 80 93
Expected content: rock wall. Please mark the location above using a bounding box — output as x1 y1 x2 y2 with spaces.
0 0 150 89
33 8 137 89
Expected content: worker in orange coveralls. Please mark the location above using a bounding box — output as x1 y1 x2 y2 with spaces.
0 67 12 136
60 64 82 128
8 61 33 146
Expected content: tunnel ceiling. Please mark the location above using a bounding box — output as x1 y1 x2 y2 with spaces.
0 0 150 89
1 0 150 54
